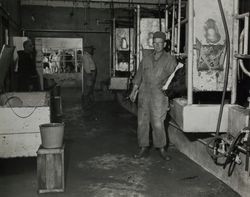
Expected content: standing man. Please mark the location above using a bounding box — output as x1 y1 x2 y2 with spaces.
78 47 97 108
16 39 40 91
129 31 177 161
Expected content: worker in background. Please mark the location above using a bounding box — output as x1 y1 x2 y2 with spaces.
16 39 40 91
78 47 97 108
129 31 177 161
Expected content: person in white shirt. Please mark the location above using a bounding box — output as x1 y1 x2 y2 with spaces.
78 48 97 108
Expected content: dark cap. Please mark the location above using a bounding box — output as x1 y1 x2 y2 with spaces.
153 31 166 41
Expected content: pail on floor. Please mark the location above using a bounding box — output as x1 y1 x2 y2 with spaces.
39 123 64 148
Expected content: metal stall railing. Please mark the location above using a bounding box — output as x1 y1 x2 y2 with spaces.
166 0 191 103
234 12 250 78
136 5 140 71
166 0 243 105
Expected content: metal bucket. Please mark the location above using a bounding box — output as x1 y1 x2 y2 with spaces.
39 123 64 148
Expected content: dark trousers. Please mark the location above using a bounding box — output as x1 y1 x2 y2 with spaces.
83 70 97 105
18 74 40 92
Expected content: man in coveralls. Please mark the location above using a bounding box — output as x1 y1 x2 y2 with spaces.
129 31 177 160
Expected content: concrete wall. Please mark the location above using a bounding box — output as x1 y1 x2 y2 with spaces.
0 0 21 91
168 125 250 197
0 0 21 47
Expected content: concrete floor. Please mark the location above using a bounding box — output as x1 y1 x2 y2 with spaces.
0 88 241 197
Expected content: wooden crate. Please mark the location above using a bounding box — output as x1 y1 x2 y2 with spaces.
37 144 65 193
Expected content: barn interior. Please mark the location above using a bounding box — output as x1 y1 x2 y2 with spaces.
0 0 250 196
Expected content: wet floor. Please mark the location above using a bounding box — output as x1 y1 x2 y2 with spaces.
0 88 240 197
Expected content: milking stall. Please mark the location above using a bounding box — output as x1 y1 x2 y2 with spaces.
0 0 250 196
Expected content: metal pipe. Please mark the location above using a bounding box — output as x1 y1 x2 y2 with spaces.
74 49 77 72
158 3 162 32
244 15 249 54
234 12 250 19
109 1 114 78
112 18 116 77
239 59 250 77
109 28 112 81
179 18 188 26
177 0 181 54
237 27 244 82
136 5 140 71
171 4 175 54
238 25 250 78
235 54 250 59
231 0 239 104
91 0 160 5
5 29 9 45
21 0 167 6
187 0 194 105
22 28 109 33
128 18 131 75
166 18 188 32
133 8 136 70
165 5 169 38
174 27 178 51
165 6 168 30
82 60 84 94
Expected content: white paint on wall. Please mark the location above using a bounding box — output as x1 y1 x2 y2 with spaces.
193 0 234 91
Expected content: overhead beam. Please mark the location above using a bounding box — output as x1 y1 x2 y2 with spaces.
21 0 167 9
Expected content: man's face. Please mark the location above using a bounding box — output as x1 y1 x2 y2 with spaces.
153 38 165 53
24 41 34 53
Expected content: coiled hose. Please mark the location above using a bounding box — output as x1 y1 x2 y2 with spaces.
206 0 231 161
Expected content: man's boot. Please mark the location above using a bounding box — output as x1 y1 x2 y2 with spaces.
134 147 149 159
159 147 171 161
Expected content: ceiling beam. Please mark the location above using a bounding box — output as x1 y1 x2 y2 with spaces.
21 0 167 9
